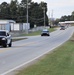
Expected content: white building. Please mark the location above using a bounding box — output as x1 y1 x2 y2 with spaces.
23 23 30 30
11 23 30 31
0 20 15 31
11 23 23 31
0 20 30 32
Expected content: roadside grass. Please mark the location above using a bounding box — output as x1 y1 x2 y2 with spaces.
71 24 74 26
16 34 74 75
22 30 41 36
12 38 27 42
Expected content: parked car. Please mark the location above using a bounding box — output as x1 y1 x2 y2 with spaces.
41 29 50 36
0 30 12 47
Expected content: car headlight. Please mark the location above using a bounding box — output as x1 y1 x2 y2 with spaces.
2 38 6 40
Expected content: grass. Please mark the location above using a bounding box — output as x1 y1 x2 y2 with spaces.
16 34 74 75
22 30 41 36
71 24 74 26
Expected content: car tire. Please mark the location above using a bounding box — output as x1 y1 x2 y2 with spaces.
3 44 7 48
9 40 12 47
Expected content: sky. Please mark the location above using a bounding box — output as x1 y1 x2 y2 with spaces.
0 0 74 18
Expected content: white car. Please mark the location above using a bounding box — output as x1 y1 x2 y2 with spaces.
0 30 12 47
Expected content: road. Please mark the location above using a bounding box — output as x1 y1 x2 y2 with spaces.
0 27 74 75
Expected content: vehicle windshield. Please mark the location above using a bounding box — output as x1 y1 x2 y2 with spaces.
43 31 49 33
0 31 6 36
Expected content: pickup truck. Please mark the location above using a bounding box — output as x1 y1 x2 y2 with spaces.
0 30 12 47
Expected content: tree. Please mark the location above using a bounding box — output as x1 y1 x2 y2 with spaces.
0 2 10 19
0 0 49 28
39 1 48 26
9 0 19 20
60 15 71 22
53 19 60 25
21 0 32 4
19 0 32 23
70 11 74 21
30 2 43 26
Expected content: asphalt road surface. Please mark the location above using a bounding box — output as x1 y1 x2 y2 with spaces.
0 27 74 75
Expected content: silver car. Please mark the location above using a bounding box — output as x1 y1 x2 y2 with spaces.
41 29 50 36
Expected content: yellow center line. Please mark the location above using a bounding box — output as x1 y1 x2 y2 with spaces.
0 41 36 53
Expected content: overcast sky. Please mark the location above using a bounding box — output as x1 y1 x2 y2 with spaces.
0 0 74 18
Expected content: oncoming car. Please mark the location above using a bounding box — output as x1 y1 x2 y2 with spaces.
0 30 12 47
41 29 50 36
60 26 65 30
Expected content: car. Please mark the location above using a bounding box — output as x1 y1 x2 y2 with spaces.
41 29 50 36
60 26 65 30
0 30 12 47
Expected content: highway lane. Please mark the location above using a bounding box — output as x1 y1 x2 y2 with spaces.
0 27 74 75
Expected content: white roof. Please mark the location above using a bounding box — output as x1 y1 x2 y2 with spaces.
0 20 15 24
59 21 74 24
65 21 74 23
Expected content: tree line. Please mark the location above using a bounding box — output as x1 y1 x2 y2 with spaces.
54 11 74 25
60 11 74 21
0 0 48 28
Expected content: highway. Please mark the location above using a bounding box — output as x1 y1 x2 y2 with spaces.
0 27 74 75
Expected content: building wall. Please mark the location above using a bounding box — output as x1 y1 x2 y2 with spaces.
0 20 15 32
0 20 30 32
0 24 5 30
23 23 30 30
11 23 30 31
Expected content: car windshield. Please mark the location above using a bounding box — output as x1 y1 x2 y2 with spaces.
43 31 49 33
0 31 6 36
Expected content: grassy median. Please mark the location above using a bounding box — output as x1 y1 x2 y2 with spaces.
12 38 27 42
16 36 74 75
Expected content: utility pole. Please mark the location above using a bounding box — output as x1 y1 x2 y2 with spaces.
51 10 53 27
42 7 45 28
51 10 53 19
20 0 29 34
26 0 29 34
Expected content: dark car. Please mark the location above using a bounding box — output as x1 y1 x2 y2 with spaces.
41 29 50 36
0 30 12 47
60 26 65 30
